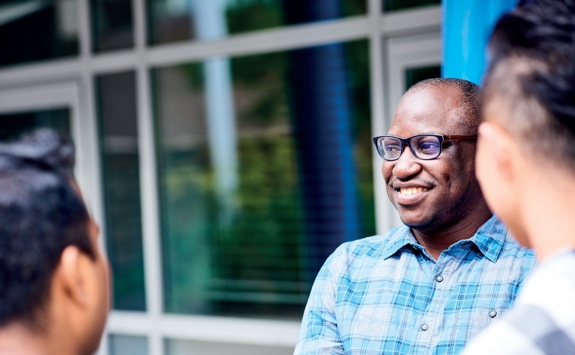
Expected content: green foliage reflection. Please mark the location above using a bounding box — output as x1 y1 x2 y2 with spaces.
157 40 374 318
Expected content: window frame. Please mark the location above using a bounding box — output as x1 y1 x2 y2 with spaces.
0 1 441 354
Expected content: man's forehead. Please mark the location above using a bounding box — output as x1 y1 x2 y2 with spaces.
390 86 466 134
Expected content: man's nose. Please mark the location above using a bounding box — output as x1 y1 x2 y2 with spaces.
391 145 422 179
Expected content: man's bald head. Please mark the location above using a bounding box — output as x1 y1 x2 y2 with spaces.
406 78 481 136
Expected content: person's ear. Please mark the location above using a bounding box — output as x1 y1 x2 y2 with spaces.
478 122 519 183
56 245 92 307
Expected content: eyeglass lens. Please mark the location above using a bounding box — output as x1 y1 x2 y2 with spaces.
380 135 441 160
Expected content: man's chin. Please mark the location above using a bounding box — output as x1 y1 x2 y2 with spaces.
398 214 435 231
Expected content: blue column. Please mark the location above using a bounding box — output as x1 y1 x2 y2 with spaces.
283 1 361 281
443 0 517 84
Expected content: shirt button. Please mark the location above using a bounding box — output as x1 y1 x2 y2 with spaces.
435 275 444 283
421 324 429 331
489 310 497 318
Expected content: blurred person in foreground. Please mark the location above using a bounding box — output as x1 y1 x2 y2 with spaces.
462 0 575 354
295 78 535 355
0 129 110 355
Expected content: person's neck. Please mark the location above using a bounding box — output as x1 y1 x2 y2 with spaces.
0 322 75 355
412 208 492 260
524 178 575 262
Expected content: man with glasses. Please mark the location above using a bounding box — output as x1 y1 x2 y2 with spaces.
295 78 535 355
462 0 575 354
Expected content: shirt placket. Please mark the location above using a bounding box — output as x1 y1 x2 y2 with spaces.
418 253 454 351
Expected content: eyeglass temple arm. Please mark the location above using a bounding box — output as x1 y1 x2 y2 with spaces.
443 135 478 141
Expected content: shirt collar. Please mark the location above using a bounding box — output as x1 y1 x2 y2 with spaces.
380 226 420 260
467 214 507 263
381 214 507 262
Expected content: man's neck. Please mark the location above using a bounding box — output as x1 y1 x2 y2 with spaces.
525 182 575 262
412 210 492 260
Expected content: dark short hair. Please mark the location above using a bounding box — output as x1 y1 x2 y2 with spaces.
483 0 575 168
409 78 481 135
0 129 93 330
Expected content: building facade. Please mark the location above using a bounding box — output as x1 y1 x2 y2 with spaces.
0 0 441 354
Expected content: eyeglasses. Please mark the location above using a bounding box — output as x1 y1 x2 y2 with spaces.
372 134 477 161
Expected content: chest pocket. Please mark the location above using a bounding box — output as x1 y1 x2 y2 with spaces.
445 293 514 340
469 307 498 333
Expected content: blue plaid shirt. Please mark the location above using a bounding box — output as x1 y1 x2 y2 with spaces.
461 250 575 355
295 215 535 355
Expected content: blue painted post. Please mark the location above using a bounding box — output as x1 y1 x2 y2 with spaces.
283 1 361 283
443 0 517 84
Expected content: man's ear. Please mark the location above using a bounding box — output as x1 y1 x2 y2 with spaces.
55 246 91 307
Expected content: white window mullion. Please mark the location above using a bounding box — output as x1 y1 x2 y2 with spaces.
107 313 300 348
147 16 370 67
133 0 164 355
368 0 391 235
382 6 441 37
77 0 108 354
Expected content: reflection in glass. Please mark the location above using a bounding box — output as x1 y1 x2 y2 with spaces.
153 39 373 318
96 71 146 311
383 0 441 12
0 0 78 67
91 0 134 52
0 109 70 141
404 65 441 91
147 0 366 45
109 334 149 355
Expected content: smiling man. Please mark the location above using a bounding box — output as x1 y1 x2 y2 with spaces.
294 78 535 355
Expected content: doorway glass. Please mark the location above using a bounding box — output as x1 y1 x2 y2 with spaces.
0 108 70 140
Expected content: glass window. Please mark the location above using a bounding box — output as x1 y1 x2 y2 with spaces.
96 71 146 311
0 0 79 67
147 0 366 45
109 334 149 355
91 0 134 52
165 338 293 355
152 39 373 318
405 65 441 90
0 108 70 140
383 0 440 12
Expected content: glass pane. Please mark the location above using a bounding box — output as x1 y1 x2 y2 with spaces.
153 39 373 318
165 338 293 355
0 0 79 68
147 0 366 45
0 108 70 140
96 71 146 311
405 64 441 91
91 0 134 52
383 0 440 12
109 334 149 355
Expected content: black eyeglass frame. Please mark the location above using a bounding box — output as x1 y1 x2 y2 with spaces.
372 134 477 161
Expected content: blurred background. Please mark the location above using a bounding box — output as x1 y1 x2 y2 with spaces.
0 0 508 354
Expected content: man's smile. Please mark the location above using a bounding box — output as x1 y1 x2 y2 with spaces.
390 183 433 206
399 187 428 195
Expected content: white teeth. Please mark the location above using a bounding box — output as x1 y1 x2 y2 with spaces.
399 187 426 195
